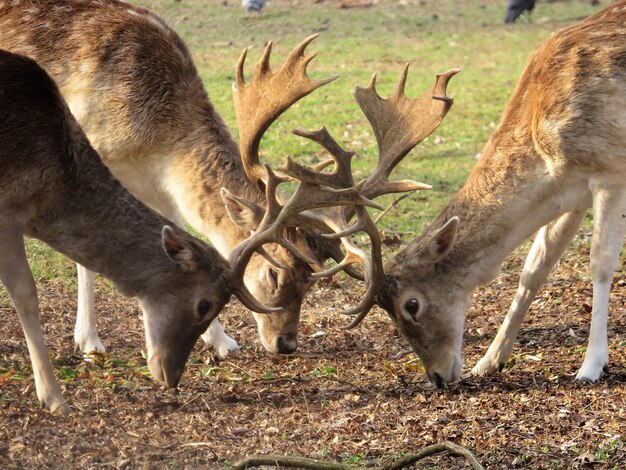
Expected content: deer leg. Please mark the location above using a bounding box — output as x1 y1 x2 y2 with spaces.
472 209 585 376
74 264 105 354
576 185 626 382
201 318 240 358
0 226 70 414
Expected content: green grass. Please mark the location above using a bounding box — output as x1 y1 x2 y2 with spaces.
140 0 596 235
14 0 603 283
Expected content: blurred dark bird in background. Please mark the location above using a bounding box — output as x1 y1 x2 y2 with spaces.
504 0 536 23
242 0 266 13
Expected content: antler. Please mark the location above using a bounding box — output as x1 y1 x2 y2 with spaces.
233 34 338 190
227 164 380 312
356 66 460 200
282 66 459 328
282 128 386 321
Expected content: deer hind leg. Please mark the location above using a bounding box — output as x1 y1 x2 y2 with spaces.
74 264 105 354
576 185 626 382
0 226 70 414
472 210 585 376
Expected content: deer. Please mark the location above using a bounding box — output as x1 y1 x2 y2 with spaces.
0 48 255 414
0 0 357 357
0 47 372 413
324 1 626 388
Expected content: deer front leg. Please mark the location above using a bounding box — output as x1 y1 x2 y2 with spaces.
0 227 70 414
473 210 585 376
201 320 240 358
74 264 105 354
576 185 626 382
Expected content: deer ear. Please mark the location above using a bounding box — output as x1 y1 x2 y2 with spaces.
425 216 459 264
220 188 264 231
162 226 199 273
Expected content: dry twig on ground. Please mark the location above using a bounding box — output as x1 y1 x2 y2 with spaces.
230 441 484 469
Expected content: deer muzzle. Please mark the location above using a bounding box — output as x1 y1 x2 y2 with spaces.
148 353 185 388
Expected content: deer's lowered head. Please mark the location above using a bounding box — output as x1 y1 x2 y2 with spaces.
137 227 232 387
377 216 465 387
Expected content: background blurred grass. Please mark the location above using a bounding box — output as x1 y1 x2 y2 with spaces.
21 0 602 284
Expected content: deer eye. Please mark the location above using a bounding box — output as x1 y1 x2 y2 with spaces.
197 300 213 318
404 298 420 317
267 268 279 290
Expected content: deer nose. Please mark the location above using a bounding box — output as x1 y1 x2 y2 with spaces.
276 334 297 354
148 354 184 388
432 372 446 389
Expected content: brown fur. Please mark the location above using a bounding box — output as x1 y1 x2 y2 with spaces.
0 49 236 412
380 2 626 386
0 0 330 354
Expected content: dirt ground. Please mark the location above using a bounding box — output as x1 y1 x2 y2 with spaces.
1 234 625 469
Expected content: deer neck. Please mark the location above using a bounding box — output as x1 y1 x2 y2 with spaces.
162 133 263 258
429 139 589 289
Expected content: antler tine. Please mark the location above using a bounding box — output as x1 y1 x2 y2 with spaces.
283 128 357 189
354 66 460 200
235 47 248 90
254 41 273 79
228 164 377 313
233 35 338 190
391 63 409 99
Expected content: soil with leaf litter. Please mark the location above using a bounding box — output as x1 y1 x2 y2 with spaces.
1 236 625 468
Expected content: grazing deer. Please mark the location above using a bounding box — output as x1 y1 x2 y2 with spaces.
0 48 301 413
0 0 347 357
337 2 626 387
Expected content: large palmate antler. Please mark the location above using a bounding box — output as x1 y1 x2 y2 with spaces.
233 34 337 190
284 65 459 327
356 66 460 201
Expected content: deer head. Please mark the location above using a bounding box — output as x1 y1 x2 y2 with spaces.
224 35 346 354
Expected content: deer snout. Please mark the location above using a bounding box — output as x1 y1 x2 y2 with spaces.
427 355 462 389
276 333 298 354
148 354 185 388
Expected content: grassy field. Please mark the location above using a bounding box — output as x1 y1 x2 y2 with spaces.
3 0 625 469
152 0 595 235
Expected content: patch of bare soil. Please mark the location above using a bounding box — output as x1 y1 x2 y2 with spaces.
1 240 625 468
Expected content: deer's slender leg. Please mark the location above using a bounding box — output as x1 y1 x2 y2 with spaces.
472 209 585 376
576 185 626 382
74 264 104 354
0 224 70 414
201 318 240 358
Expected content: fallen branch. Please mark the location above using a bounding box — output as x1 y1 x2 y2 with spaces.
229 441 483 469
381 441 484 470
